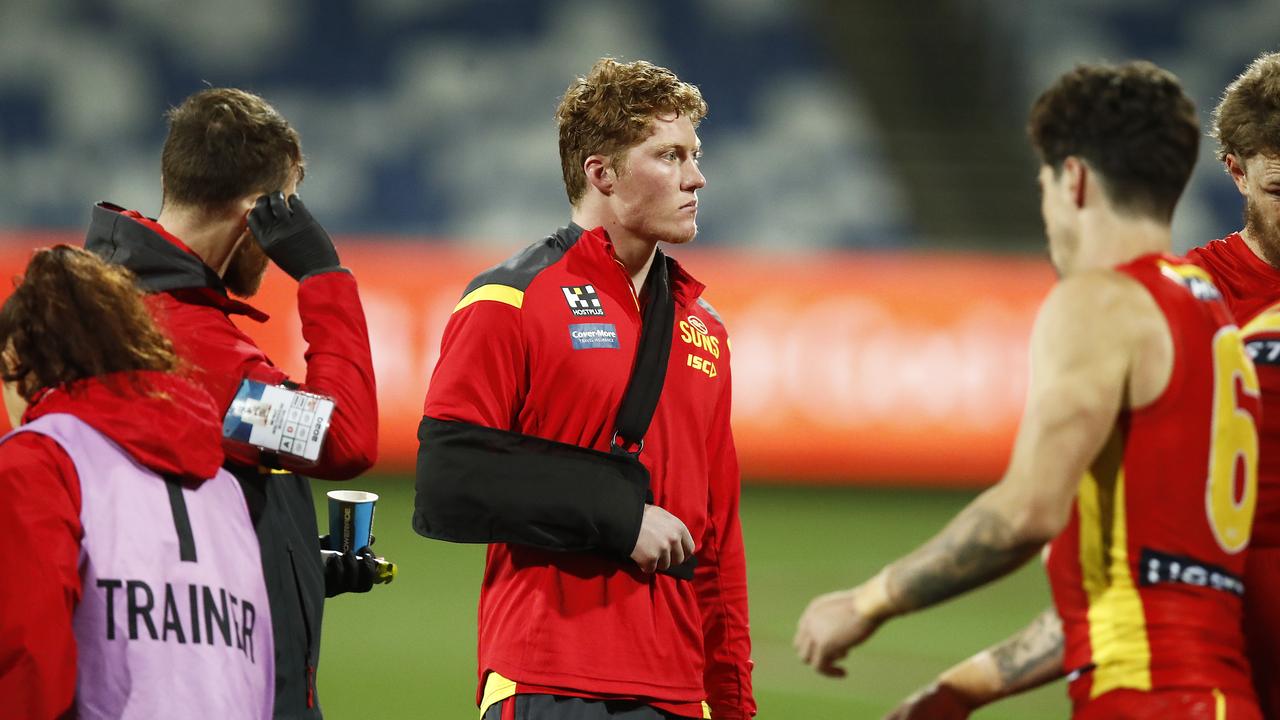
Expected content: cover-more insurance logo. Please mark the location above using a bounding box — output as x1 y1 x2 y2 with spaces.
568 323 620 350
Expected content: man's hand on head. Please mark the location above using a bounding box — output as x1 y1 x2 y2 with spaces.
247 192 341 281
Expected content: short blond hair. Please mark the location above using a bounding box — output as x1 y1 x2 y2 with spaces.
1212 51 1280 162
555 58 707 205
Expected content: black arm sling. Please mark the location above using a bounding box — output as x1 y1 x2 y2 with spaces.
412 253 696 580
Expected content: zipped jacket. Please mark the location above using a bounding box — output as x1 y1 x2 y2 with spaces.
420 224 755 718
86 203 378 718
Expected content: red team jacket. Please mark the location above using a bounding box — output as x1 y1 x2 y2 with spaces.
1046 255 1259 707
91 208 380 478
0 373 228 718
423 224 755 718
85 204 379 716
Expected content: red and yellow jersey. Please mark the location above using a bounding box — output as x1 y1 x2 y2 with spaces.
1188 233 1280 549
1046 254 1261 704
1239 302 1280 548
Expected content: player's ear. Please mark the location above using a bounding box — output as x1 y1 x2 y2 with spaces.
1062 156 1087 209
1224 154 1249 197
583 155 614 196
236 192 262 224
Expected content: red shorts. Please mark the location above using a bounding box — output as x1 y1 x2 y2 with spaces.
1246 546 1280 720
1074 689 1261 720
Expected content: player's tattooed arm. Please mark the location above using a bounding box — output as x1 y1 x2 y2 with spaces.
797 277 1142 678
879 275 1148 617
988 606 1065 693
884 502 1045 612
884 607 1065 719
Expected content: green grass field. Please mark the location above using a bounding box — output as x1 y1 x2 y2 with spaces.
312 478 1071 719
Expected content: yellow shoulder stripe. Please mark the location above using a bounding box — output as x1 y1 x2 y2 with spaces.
1242 301 1280 338
455 284 524 312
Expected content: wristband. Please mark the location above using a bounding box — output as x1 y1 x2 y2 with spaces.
859 567 896 621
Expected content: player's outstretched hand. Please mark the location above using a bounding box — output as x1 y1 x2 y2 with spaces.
794 573 892 677
247 192 341 281
883 682 977 720
630 504 694 574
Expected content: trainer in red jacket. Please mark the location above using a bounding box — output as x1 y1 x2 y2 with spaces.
83 87 379 719
415 57 755 720
85 199 378 717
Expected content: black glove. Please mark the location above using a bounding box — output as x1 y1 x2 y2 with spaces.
323 548 379 597
247 192 341 281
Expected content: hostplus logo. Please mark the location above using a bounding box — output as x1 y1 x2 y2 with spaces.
562 285 605 316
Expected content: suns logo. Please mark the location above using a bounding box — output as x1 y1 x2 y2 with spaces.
679 316 719 358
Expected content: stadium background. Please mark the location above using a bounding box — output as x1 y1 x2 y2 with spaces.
1 0 1275 716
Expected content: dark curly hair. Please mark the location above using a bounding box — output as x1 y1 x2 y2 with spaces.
1212 51 1280 162
162 87 303 210
1028 61 1199 222
556 57 707 205
0 245 179 401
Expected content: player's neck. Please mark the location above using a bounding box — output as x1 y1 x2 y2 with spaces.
1237 227 1276 268
1074 213 1171 272
157 203 240 275
612 234 658 293
570 206 659 294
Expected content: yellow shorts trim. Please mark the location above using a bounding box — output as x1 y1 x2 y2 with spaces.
477 671 713 719
479 671 517 719
1214 688 1226 720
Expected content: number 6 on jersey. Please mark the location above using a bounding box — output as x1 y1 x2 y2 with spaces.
1208 326 1261 553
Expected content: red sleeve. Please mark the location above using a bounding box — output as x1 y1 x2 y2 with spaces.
693 356 756 718
0 433 82 719
283 271 378 478
422 298 526 430
150 271 378 479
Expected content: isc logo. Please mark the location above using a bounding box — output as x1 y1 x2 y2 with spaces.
679 317 720 358
686 353 717 378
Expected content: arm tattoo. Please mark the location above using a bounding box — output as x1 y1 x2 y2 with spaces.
887 505 1043 611
991 608 1066 693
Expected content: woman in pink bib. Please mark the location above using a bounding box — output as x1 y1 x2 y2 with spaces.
0 246 274 720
